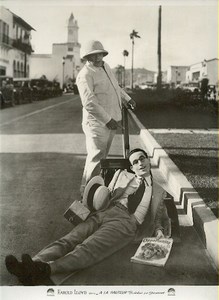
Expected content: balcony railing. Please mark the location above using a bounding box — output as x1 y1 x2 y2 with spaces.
0 35 33 54
12 38 33 54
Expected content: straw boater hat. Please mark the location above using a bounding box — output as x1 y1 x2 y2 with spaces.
82 40 108 59
82 176 110 211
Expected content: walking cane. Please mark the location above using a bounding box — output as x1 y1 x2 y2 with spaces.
122 104 130 158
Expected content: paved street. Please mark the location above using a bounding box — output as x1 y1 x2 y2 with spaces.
0 94 217 286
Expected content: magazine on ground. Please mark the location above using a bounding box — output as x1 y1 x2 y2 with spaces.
131 237 173 267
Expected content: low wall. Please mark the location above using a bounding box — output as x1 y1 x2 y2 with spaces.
129 110 218 269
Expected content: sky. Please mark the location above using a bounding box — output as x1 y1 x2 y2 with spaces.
1 0 218 71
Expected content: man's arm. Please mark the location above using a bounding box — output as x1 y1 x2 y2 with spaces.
120 88 136 110
154 191 171 239
103 62 136 110
76 73 111 125
107 169 122 194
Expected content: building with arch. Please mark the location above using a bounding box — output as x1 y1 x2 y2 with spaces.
0 6 35 77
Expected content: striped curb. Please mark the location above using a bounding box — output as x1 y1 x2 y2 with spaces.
128 110 218 269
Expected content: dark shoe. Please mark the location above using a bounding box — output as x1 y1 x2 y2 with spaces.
5 255 22 277
22 254 53 285
5 255 33 285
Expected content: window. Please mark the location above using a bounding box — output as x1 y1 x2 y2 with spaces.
21 62 24 77
68 47 73 51
27 65 29 77
17 61 20 77
2 22 9 44
13 60 17 77
192 71 200 81
0 20 2 39
16 25 18 39
0 66 6 76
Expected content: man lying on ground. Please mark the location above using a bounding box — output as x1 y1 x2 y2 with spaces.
5 148 171 285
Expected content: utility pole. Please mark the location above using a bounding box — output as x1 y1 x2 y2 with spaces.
62 57 66 90
131 39 134 90
130 30 140 90
157 5 162 91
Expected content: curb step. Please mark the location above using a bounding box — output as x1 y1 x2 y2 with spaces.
128 110 218 269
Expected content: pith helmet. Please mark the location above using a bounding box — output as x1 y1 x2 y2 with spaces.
82 40 108 59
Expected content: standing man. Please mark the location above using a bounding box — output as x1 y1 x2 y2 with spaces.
76 40 136 196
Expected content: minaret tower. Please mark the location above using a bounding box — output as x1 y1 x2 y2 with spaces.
67 13 78 43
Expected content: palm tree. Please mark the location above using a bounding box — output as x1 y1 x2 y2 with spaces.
130 30 140 90
122 50 129 87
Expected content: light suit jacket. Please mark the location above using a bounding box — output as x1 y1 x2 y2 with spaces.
76 61 131 126
108 170 170 242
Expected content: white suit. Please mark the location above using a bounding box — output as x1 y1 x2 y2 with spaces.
76 61 131 192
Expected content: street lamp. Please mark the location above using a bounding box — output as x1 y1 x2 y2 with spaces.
72 55 75 82
62 56 66 90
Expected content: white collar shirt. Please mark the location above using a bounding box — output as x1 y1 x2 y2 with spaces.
116 175 152 224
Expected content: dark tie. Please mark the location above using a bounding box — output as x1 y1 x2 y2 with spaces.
127 178 146 214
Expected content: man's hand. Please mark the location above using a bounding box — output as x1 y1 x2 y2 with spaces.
106 118 119 130
155 229 164 240
124 99 136 110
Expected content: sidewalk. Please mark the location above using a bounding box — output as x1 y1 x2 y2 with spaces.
63 128 218 285
0 98 217 286
127 111 218 271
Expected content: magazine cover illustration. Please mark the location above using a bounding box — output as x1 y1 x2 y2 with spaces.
131 237 173 267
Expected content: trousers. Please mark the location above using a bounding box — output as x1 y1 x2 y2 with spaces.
80 122 117 194
33 206 138 284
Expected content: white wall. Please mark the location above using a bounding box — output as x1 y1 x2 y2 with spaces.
207 60 218 85
30 41 81 86
186 59 218 84
30 55 58 80
0 6 13 76
166 66 188 84
1 6 33 77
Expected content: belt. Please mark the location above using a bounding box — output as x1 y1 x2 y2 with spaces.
116 203 129 213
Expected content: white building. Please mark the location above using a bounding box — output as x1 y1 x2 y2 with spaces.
30 13 81 87
166 66 188 85
186 58 218 85
0 6 35 77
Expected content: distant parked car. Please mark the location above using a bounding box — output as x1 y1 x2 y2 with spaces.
63 82 79 95
73 83 79 94
30 79 48 101
13 78 33 104
47 81 63 97
52 81 62 96
0 76 15 108
45 81 54 98
181 82 200 93
207 85 216 101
